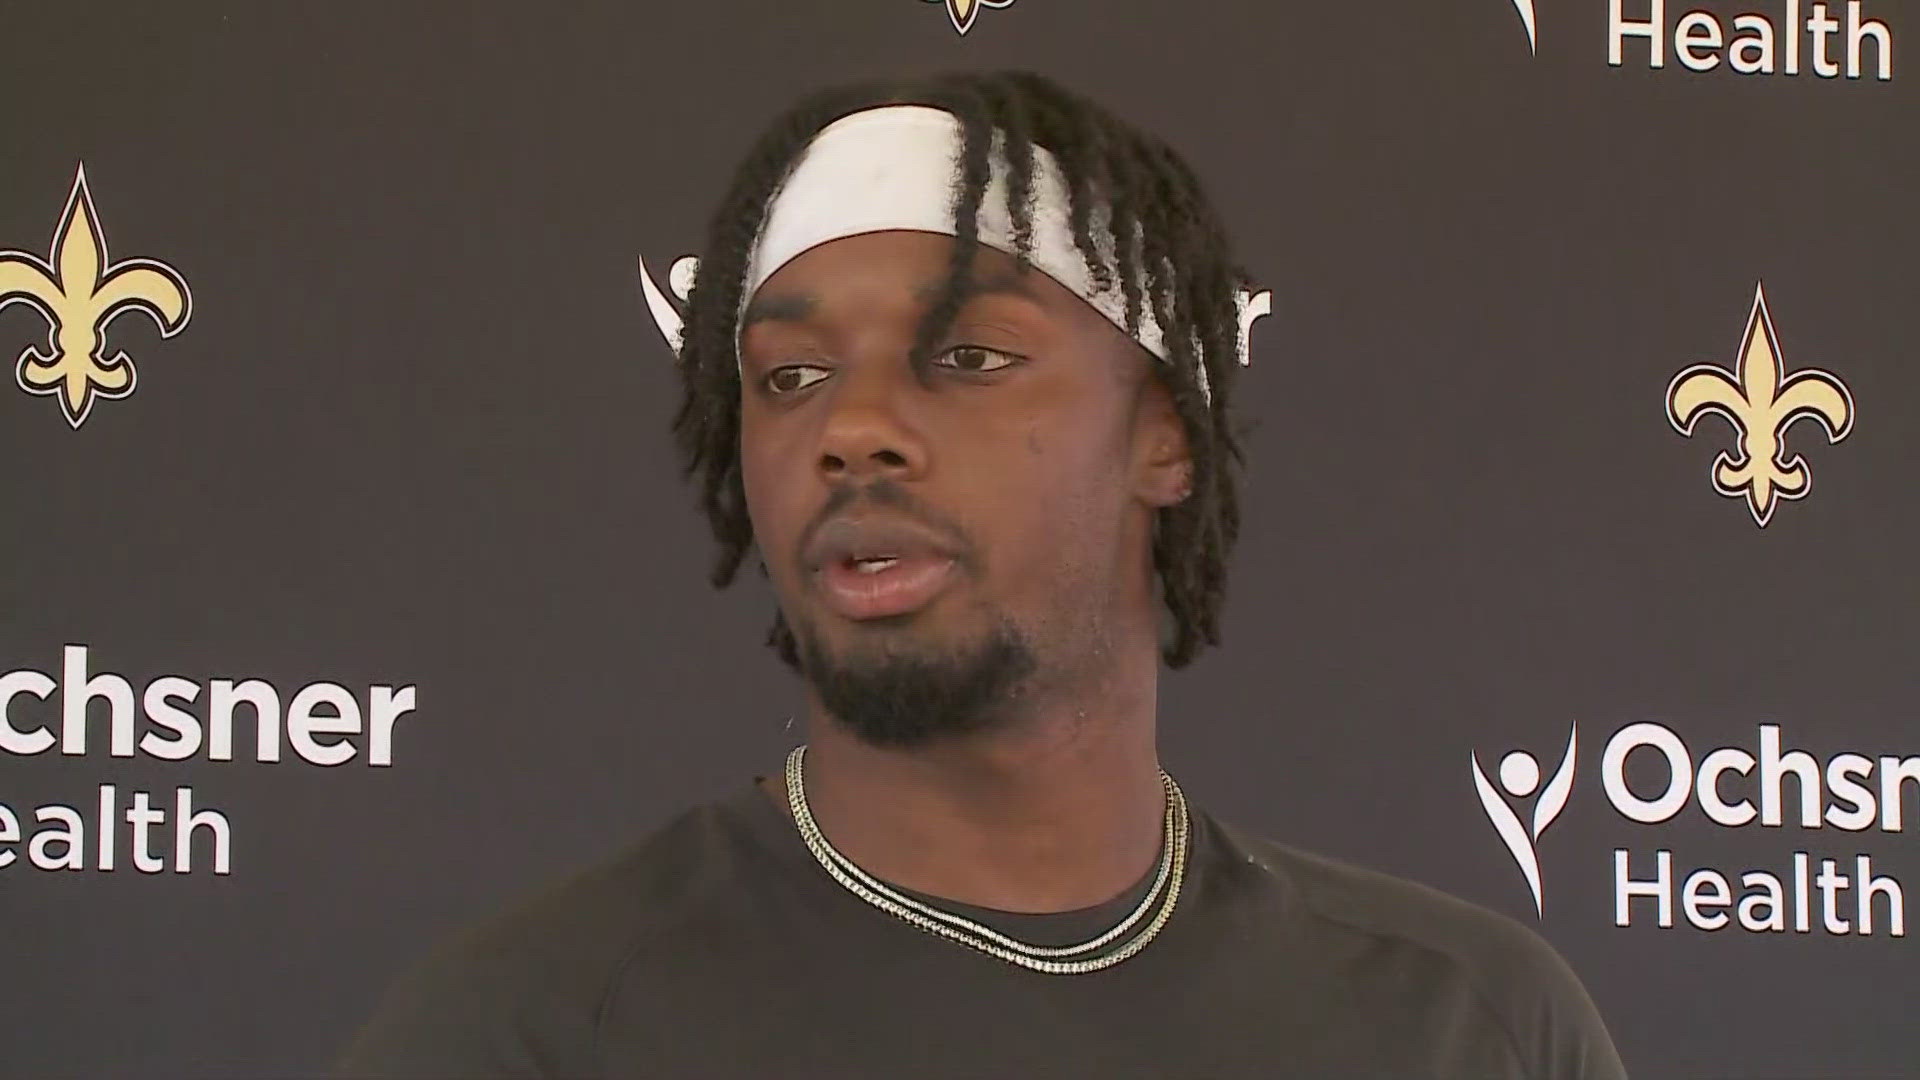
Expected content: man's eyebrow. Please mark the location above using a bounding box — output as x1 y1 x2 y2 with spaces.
740 292 816 330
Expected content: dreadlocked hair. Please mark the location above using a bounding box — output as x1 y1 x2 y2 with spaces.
669 69 1249 671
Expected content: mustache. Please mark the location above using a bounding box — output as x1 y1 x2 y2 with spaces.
797 480 975 569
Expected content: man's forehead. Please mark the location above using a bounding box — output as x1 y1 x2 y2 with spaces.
741 244 1053 329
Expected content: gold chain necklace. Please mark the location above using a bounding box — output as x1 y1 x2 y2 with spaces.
783 743 1190 975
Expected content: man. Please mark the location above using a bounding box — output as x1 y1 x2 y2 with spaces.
339 70 1627 1078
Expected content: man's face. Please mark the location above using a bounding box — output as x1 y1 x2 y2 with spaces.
736 230 1187 748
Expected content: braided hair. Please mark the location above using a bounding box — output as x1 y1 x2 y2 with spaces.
670 70 1249 670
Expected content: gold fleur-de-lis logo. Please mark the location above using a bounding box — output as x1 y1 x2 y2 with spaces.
1664 283 1853 527
0 163 192 428
922 0 1015 35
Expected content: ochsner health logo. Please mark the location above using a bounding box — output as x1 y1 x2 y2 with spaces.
1473 723 1577 916
1474 721 1915 938
1503 1 1894 81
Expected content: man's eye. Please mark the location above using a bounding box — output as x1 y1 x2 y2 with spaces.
766 365 830 394
934 345 1020 373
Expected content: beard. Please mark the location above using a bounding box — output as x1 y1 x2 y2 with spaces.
792 612 1039 750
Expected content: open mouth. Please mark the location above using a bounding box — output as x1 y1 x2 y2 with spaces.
802 512 966 620
817 553 957 619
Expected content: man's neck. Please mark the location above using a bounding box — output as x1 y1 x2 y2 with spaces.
757 674 1166 915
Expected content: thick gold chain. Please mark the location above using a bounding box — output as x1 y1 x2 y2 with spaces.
783 744 1189 975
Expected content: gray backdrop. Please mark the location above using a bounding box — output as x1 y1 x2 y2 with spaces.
2 2 1914 1077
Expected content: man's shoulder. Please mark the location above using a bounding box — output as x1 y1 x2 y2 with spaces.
335 792 753 1078
1255 835 1565 983
421 792 750 979
1224 825 1627 1079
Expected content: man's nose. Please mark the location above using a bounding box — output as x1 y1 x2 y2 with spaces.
815 360 929 482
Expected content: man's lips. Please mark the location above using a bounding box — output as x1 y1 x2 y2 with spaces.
803 515 963 620
816 553 958 619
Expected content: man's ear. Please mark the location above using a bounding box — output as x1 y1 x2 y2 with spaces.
1133 377 1194 510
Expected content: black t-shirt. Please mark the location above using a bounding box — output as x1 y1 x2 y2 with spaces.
337 777 1627 1079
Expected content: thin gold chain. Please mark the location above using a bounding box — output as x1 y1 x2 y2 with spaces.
786 745 1181 957
783 743 1190 975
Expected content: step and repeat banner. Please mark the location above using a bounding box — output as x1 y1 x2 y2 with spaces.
2 2 1912 1077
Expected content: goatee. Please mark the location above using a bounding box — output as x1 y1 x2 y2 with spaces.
794 616 1038 749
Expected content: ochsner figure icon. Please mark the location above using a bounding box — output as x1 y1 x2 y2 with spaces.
1472 723 1577 917
638 254 699 355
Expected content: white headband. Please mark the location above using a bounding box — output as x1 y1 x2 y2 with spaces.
743 104 1188 377
639 104 1272 405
